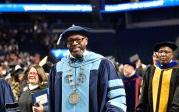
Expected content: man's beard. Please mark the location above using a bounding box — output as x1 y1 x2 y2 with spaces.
71 49 84 59
74 53 83 59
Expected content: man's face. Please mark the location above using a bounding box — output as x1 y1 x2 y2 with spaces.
157 46 174 64
67 34 88 58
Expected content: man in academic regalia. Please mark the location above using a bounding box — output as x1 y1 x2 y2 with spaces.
48 25 126 112
0 78 15 112
137 41 179 112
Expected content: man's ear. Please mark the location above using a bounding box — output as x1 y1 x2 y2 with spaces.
85 41 88 45
85 38 88 45
67 44 70 48
171 53 175 59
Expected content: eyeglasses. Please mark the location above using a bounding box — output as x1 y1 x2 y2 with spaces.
158 50 173 54
28 72 38 75
67 38 85 45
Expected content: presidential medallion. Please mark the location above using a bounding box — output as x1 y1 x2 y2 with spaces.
69 91 80 105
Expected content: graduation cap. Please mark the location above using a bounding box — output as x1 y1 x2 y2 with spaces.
57 25 90 45
124 62 136 69
13 65 24 75
129 54 140 63
154 41 178 52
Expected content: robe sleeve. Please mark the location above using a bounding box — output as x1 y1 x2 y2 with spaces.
99 59 126 112
48 66 56 112
0 78 14 112
169 68 179 112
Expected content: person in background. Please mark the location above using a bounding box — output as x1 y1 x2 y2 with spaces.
137 41 179 112
0 64 7 78
8 65 25 101
48 25 126 112
0 78 15 112
13 65 26 95
122 63 142 112
129 54 147 77
18 65 48 112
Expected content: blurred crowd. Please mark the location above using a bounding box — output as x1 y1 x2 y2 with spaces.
0 29 52 112
0 29 53 112
0 28 58 78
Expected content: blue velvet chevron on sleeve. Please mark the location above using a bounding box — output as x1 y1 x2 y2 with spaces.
99 59 126 112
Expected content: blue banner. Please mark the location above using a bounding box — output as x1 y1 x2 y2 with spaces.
0 1 179 13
